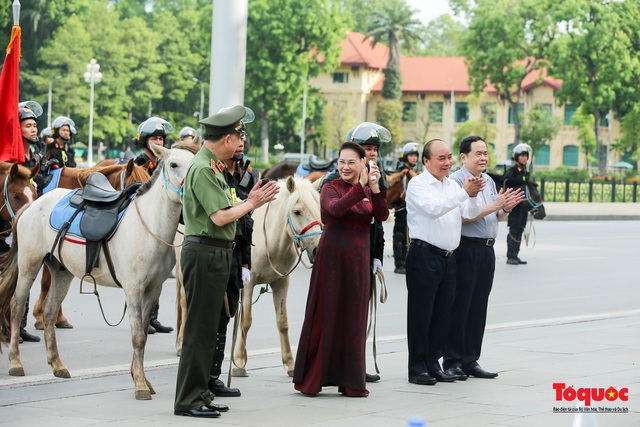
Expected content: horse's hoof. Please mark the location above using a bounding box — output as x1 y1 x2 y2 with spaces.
54 368 71 378
287 369 294 377
34 321 44 330
9 367 25 376
145 379 156 395
135 390 152 400
55 321 74 329
232 368 248 377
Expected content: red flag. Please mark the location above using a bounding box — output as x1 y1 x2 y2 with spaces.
0 25 24 163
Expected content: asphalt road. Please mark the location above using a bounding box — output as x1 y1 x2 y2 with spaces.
2 219 638 385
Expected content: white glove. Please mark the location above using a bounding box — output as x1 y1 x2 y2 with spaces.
242 267 251 287
372 258 382 275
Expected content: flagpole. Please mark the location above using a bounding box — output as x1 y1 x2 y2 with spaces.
13 0 20 26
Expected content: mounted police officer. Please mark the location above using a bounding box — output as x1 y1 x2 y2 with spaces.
39 127 54 146
503 143 532 265
322 121 391 383
133 117 175 334
174 105 278 418
208 109 259 398
179 126 198 144
46 116 76 168
391 142 420 274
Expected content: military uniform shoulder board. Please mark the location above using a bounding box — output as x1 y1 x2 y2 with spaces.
210 159 217 174
216 160 225 172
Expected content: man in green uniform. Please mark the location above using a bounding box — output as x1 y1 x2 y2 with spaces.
174 105 279 418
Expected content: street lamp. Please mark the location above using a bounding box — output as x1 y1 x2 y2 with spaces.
84 59 102 166
192 77 205 133
47 75 61 128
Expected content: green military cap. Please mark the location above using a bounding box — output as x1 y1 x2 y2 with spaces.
200 105 255 138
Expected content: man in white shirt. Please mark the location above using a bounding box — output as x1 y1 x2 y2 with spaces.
405 139 485 386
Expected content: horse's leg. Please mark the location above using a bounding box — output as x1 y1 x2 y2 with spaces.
33 265 50 330
126 284 160 400
231 282 254 377
270 277 295 377
42 265 74 379
8 280 31 376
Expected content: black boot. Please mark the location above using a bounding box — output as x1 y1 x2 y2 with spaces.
392 234 406 274
209 332 241 396
506 228 521 264
19 296 39 342
208 376 241 397
149 303 173 333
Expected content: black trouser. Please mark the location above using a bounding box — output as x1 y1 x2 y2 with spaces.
210 248 242 378
507 206 528 259
406 241 456 376
175 241 231 411
393 209 408 268
444 237 495 370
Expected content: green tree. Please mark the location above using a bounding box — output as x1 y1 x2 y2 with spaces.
570 105 597 176
375 99 403 159
365 0 423 100
416 14 464 56
461 0 556 146
615 106 640 168
245 0 350 163
520 103 560 169
548 0 635 176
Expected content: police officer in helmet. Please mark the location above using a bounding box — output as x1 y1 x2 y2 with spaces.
392 142 420 274
179 126 197 144
47 116 77 168
503 143 532 265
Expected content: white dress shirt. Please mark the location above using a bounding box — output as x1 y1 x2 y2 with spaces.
406 169 482 251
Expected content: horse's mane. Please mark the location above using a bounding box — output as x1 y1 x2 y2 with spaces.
279 176 321 220
386 169 410 188
76 164 148 185
171 141 199 155
0 162 31 180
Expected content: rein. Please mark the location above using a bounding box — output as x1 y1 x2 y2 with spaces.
525 186 544 209
2 174 17 219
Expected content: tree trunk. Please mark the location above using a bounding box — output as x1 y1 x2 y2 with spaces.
594 110 605 176
260 108 269 164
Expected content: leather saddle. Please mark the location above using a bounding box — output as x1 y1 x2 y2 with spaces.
300 155 337 173
51 172 142 287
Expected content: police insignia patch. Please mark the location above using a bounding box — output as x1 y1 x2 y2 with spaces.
210 159 217 174
216 160 225 172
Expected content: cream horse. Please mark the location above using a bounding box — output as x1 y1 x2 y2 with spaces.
175 176 322 377
0 143 196 400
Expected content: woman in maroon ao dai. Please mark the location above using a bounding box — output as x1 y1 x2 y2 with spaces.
293 142 389 397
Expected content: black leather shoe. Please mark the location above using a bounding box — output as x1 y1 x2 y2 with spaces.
147 324 156 334
506 258 519 265
206 402 229 412
150 319 173 333
19 328 40 342
516 257 528 265
174 406 221 418
209 377 241 397
444 367 468 381
365 373 380 383
394 266 406 274
428 369 457 382
463 364 498 379
408 373 437 385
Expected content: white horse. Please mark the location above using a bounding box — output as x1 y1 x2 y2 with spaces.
0 143 196 400
174 176 322 377
233 176 322 377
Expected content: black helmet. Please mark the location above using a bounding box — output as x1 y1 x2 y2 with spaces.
511 143 533 161
40 127 53 140
402 142 420 160
134 117 174 148
179 126 197 139
345 122 392 146
18 101 43 123
52 116 75 142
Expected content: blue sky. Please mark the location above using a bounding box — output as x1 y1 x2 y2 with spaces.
405 0 454 25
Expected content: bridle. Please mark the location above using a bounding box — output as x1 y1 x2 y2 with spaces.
1 174 18 220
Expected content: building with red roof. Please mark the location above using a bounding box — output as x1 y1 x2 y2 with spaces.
310 32 619 169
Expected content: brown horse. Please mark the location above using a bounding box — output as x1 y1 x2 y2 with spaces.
32 160 151 329
0 162 38 245
385 169 417 208
262 161 300 180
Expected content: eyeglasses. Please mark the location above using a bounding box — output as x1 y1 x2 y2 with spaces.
338 160 358 167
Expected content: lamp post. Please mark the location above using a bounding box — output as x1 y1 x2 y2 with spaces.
83 59 102 166
47 75 61 128
192 78 205 133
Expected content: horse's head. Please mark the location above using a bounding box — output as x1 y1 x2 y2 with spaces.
124 159 151 187
0 162 37 222
524 181 546 220
386 169 417 207
147 142 196 203
279 175 322 263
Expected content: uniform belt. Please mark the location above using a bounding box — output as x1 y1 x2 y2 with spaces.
461 236 495 247
410 239 454 257
185 235 236 249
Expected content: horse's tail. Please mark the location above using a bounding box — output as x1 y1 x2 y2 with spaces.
0 204 29 345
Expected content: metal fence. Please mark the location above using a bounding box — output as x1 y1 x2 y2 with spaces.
540 179 640 203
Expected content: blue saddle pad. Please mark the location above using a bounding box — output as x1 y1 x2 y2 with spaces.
42 168 62 194
49 190 132 239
